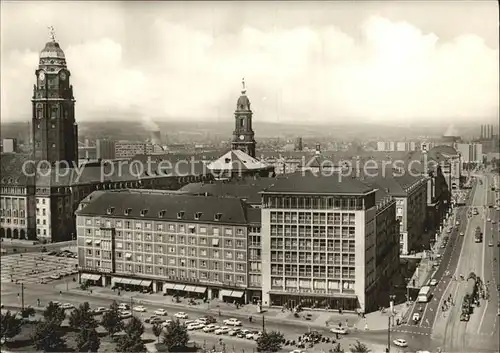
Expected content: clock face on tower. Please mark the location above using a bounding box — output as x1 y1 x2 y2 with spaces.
239 135 245 141
60 72 67 80
39 71 45 81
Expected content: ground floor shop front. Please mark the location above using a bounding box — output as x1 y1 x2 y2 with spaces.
268 293 360 312
79 272 250 304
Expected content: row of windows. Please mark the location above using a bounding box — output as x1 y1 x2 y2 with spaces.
83 245 246 261
0 188 27 195
263 196 366 210
84 218 245 236
1 218 26 225
113 263 246 283
270 239 356 252
271 278 355 291
0 210 26 218
114 233 246 248
270 212 356 225
270 226 356 238
271 253 356 265
271 265 356 278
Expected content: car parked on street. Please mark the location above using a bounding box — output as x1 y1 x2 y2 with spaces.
330 327 348 335
174 312 188 319
133 306 147 312
393 339 408 347
203 324 219 333
223 318 242 326
215 326 230 335
154 309 168 316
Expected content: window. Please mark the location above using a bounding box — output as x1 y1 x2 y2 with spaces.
225 228 233 236
212 239 220 247
225 251 233 259
225 239 232 247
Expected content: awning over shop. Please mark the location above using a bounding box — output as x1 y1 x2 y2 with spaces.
173 284 185 291
129 279 142 286
164 283 176 290
230 290 245 298
81 274 101 281
120 279 133 285
112 277 126 284
140 280 152 287
193 286 207 293
220 290 233 297
183 285 196 292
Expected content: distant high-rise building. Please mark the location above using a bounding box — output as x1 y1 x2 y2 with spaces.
1 138 18 153
32 33 78 165
294 137 303 151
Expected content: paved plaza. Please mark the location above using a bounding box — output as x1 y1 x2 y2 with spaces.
0 253 78 284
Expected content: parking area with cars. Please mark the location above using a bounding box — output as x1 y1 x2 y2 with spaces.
0 251 78 284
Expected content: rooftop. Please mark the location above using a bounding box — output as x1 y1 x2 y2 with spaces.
262 172 375 195
77 191 249 225
179 178 279 204
208 150 271 172
1 158 209 187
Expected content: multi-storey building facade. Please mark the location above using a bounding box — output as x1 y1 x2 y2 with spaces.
260 174 399 313
363 174 427 255
115 141 156 159
77 191 252 302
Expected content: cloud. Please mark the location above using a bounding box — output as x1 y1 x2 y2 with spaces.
1 14 498 124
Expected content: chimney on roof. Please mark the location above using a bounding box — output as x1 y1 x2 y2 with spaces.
481 125 484 139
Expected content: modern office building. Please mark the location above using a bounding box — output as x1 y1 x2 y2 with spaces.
259 173 399 313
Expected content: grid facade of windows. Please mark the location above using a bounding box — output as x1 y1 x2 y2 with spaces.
77 216 248 287
268 211 356 294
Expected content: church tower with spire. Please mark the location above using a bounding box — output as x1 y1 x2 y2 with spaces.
231 78 256 158
32 27 78 165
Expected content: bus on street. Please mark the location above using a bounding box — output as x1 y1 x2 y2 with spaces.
417 286 432 303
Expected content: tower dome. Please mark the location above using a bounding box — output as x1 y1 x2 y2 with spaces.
40 41 66 60
236 78 251 111
38 27 67 70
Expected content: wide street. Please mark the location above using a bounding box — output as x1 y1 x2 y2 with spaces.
0 279 430 352
393 181 474 341
435 173 500 353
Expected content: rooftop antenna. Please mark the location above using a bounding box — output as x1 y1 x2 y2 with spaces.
48 26 56 42
241 77 246 95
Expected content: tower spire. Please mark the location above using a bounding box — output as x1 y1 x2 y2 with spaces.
241 77 246 95
48 26 56 42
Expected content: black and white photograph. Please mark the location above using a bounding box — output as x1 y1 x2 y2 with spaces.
0 1 499 352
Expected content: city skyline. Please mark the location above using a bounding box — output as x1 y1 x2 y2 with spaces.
1 1 499 125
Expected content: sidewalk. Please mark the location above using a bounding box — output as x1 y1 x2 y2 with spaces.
62 284 362 331
353 303 412 332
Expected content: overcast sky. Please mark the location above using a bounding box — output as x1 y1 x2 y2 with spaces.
1 1 498 126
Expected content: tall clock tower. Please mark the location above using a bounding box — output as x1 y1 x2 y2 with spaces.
32 30 78 166
231 79 256 158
